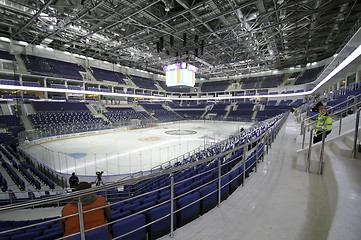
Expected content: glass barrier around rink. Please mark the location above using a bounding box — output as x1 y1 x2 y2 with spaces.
19 118 245 177
18 118 163 144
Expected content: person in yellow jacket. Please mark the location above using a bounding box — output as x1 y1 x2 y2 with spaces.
313 106 332 144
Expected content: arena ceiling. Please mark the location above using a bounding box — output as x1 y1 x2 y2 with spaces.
0 0 360 79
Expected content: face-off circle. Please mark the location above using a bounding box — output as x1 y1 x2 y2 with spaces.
165 130 197 135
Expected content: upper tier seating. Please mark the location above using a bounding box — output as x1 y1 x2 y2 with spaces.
289 72 301 78
201 81 230 92
0 50 15 61
294 66 325 85
22 81 41 87
0 80 20 86
32 102 88 112
91 67 126 84
21 55 84 80
131 76 158 90
240 74 284 89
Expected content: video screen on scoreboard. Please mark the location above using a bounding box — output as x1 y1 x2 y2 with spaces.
164 63 197 87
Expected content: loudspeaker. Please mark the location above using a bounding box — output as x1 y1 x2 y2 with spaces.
170 35 174 47
159 37 164 51
156 42 160 53
183 33 187 47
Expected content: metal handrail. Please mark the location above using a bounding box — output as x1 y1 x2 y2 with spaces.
300 92 361 128
301 99 361 148
352 108 361 158
306 107 361 174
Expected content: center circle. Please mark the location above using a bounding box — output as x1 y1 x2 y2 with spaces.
165 130 197 135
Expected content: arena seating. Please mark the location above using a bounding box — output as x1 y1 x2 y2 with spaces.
294 66 325 85
0 50 15 61
256 106 289 121
0 115 23 142
201 80 230 92
206 102 229 120
21 55 84 80
0 113 284 240
226 102 254 121
131 76 157 90
139 103 181 122
22 81 41 87
0 80 20 86
104 107 151 123
29 101 105 131
91 67 126 85
289 72 301 78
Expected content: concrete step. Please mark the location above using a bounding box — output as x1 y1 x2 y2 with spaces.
296 147 322 174
20 115 34 130
332 140 352 158
344 135 355 149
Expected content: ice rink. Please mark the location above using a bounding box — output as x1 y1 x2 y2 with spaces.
25 121 251 176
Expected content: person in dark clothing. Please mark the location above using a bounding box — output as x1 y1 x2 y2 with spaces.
69 172 79 189
312 101 323 112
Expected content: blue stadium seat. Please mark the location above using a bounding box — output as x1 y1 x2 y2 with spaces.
11 231 40 240
134 201 156 214
111 214 146 240
199 182 218 215
110 210 131 222
67 226 109 240
220 174 230 201
237 165 244 186
229 168 239 194
146 203 177 240
191 179 203 191
175 185 191 197
32 230 63 240
177 191 200 227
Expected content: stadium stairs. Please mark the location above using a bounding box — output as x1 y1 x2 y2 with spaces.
295 111 361 240
13 54 29 74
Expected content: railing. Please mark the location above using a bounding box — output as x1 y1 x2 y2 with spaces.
305 107 361 175
352 108 361 159
19 120 242 178
0 113 288 240
18 117 168 144
300 93 361 148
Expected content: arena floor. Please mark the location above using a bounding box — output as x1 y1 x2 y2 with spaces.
26 121 251 176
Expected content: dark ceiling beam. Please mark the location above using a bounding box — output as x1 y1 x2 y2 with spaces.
12 0 54 37
65 0 162 45
40 0 106 43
